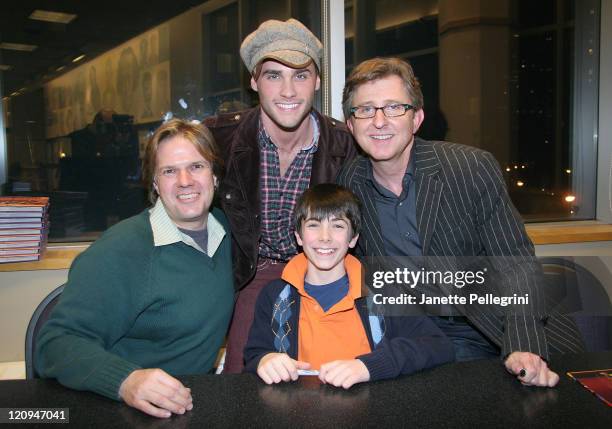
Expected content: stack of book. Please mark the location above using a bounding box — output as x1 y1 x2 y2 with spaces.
0 196 50 263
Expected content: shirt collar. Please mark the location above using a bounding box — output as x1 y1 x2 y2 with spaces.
282 253 363 300
149 199 226 256
366 142 416 196
258 111 320 154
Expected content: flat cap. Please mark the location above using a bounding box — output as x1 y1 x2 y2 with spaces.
240 18 323 75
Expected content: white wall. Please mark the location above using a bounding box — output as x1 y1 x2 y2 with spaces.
0 270 68 362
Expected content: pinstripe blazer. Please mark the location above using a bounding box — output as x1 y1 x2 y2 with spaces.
337 137 584 359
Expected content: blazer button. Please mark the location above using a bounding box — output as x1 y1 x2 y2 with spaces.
225 193 231 200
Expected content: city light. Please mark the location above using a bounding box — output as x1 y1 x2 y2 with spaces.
516 181 524 187
564 195 576 203
29 10 77 24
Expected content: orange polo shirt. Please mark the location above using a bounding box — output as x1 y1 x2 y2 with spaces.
281 253 371 370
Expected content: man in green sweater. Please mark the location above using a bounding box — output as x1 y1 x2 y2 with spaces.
35 119 234 418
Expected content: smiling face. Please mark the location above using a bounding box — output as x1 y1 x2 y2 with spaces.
154 136 217 230
295 214 359 285
251 60 320 132
347 75 424 168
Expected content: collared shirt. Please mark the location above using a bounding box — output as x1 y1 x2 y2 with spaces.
258 112 320 261
149 198 226 257
367 148 459 316
367 146 422 257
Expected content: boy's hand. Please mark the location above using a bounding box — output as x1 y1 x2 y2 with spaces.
257 353 311 384
319 359 370 389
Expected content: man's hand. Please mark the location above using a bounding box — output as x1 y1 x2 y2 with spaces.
119 368 193 418
257 353 311 384
319 359 370 389
504 351 559 387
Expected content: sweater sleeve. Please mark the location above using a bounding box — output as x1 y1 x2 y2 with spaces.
243 281 286 374
35 237 148 400
357 316 454 382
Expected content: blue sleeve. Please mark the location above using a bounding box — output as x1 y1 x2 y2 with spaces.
357 316 455 381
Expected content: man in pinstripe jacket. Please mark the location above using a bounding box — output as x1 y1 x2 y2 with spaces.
337 57 584 387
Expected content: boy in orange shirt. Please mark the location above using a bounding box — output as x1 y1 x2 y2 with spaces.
244 184 453 388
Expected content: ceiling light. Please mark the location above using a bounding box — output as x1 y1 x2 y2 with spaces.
0 42 38 52
72 54 85 63
29 10 77 24
0 65 12 71
56 65 66 72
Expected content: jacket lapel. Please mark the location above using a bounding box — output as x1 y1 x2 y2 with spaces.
350 158 386 257
310 110 351 184
414 138 442 255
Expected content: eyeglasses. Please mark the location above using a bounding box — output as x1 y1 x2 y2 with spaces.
349 103 415 119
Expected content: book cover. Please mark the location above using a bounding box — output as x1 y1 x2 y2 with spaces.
0 247 40 256
0 254 41 263
0 228 46 236
0 241 42 249
0 221 46 228
0 234 46 242
0 212 45 219
567 369 612 407
0 196 49 213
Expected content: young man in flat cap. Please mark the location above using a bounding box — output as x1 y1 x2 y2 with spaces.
204 18 357 373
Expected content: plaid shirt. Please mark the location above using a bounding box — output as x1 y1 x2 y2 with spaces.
258 113 320 261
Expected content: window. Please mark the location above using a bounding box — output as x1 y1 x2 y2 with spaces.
344 0 600 222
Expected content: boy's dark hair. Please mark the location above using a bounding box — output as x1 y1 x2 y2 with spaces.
294 184 362 239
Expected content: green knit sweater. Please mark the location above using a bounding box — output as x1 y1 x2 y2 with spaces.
35 207 234 400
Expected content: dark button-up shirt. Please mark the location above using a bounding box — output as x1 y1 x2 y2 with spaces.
367 150 422 257
366 147 459 316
